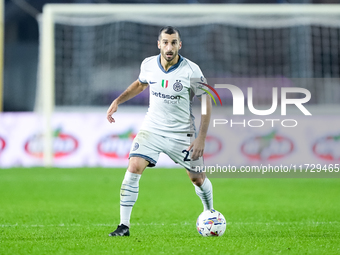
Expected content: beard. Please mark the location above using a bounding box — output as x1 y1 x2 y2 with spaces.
161 50 178 62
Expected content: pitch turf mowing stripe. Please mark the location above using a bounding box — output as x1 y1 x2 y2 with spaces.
1 168 340 254
1 222 339 228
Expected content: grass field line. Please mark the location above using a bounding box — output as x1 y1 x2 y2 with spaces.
1 221 339 228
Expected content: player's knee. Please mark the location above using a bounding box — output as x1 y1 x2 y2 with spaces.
191 176 205 187
127 163 142 174
188 171 206 186
127 158 147 174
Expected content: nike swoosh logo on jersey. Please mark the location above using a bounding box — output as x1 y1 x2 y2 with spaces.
149 81 157 84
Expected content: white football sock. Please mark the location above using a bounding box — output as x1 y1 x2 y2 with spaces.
193 177 213 211
119 170 141 227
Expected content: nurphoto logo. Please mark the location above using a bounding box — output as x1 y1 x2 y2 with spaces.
200 83 312 128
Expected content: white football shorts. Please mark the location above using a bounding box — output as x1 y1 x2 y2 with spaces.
129 130 204 172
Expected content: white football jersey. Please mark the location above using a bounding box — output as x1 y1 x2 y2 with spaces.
138 54 206 139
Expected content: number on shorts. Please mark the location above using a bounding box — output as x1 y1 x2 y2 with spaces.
182 149 191 161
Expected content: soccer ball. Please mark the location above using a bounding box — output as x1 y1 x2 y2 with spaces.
196 209 226 237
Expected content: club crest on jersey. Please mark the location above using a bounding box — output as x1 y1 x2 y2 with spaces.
173 80 183 92
132 142 139 151
161 80 169 88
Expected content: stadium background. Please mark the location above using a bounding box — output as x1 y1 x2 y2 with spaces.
1 0 340 167
3 0 340 112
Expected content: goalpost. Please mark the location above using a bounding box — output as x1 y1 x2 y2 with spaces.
39 4 340 166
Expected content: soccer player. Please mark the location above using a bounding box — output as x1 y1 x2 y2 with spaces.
106 26 213 237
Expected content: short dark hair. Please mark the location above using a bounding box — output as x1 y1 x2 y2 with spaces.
158 26 181 41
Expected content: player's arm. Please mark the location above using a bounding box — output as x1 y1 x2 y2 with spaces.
107 79 148 123
188 95 212 160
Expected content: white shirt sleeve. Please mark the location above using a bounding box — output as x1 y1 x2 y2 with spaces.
138 59 148 84
190 65 207 97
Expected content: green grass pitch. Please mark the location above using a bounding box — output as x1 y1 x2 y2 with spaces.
0 168 339 254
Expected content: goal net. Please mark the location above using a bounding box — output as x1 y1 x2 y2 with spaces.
37 4 340 110
37 4 340 164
